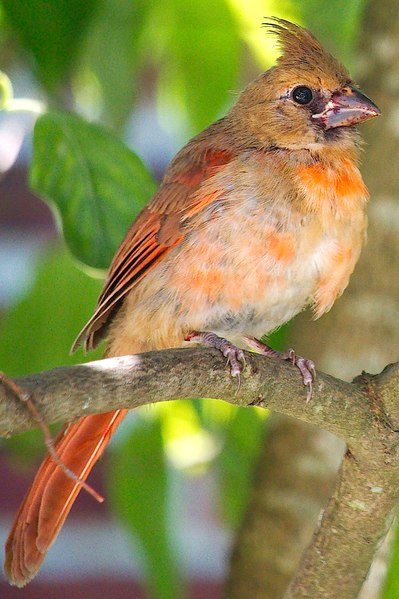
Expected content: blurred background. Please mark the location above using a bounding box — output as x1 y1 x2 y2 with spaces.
0 0 398 598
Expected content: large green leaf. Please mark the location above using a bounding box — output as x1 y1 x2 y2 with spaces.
30 110 157 269
108 418 183 599
157 0 240 135
0 0 99 92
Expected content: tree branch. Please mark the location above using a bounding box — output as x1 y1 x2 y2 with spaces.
0 348 371 438
1 348 399 598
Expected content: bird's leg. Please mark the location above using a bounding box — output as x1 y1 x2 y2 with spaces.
185 331 245 389
243 336 316 402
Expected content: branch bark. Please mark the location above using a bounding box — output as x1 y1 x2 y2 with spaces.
0 348 374 438
226 415 343 599
1 348 399 598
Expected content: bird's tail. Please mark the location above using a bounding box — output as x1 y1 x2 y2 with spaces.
4 408 127 587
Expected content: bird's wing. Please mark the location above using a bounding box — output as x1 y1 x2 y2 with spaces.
72 145 234 352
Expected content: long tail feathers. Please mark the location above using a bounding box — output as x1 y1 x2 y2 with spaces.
4 409 127 587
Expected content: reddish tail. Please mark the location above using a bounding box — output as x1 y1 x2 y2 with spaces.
4 409 127 587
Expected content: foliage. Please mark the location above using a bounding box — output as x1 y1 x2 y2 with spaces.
108 416 184 599
31 111 156 269
0 246 102 376
156 0 239 135
1 0 98 93
1 1 388 598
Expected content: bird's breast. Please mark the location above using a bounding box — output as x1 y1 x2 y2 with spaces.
165 156 368 337
115 153 368 350
295 157 368 220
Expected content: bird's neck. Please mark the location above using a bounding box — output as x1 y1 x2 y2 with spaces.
284 143 369 220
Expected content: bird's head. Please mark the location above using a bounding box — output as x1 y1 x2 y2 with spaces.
230 18 380 152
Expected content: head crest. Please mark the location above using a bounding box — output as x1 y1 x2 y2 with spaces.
264 18 350 83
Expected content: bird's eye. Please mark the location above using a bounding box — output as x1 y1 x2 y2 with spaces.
292 86 314 105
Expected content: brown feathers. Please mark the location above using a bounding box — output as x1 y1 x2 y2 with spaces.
264 17 350 84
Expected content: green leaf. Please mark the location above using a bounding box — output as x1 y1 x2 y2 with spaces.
0 0 99 92
30 110 157 269
158 0 240 135
0 244 102 375
217 407 266 526
108 418 183 599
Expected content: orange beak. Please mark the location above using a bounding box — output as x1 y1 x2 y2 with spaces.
312 84 381 130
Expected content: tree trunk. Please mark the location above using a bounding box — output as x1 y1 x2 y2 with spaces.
225 415 343 599
226 0 399 597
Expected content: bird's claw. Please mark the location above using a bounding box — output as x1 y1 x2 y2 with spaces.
243 336 316 401
293 355 316 403
185 331 245 391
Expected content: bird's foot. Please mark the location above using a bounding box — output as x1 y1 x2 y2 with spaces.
243 336 316 402
185 331 245 390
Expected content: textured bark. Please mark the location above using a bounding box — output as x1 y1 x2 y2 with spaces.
0 349 372 437
226 415 343 599
2 352 399 597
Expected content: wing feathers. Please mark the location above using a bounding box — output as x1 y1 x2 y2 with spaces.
73 145 234 353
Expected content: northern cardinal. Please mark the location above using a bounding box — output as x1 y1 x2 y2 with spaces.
4 18 380 586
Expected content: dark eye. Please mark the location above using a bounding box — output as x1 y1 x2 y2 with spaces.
292 86 314 105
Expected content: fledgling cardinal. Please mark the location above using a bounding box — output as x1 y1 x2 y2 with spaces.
5 18 380 586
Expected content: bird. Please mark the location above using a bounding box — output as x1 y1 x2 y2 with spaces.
4 18 380 586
